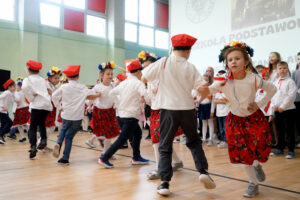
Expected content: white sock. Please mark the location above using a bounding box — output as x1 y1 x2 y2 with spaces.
252 160 259 167
103 139 111 153
244 165 258 185
46 126 55 135
202 120 208 140
82 116 89 131
172 149 181 163
153 143 159 170
208 118 214 141
88 135 97 143
17 126 26 139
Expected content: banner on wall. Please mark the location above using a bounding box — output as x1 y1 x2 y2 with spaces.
171 0 300 72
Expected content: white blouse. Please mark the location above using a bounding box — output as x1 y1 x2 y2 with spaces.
93 83 114 109
0 90 14 114
14 91 28 109
209 73 277 117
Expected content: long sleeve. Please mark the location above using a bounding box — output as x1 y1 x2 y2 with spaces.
22 78 35 102
52 87 63 108
142 58 164 82
137 82 150 105
256 79 277 108
0 92 9 100
280 80 297 110
109 86 121 107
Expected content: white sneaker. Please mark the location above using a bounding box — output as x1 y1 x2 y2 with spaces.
147 170 160 180
199 174 216 189
207 140 213 146
85 140 96 148
217 142 227 148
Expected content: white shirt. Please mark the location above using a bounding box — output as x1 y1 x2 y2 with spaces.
93 83 114 109
147 80 160 110
213 92 230 117
0 90 14 114
142 54 204 110
22 74 52 111
109 75 149 120
269 71 278 83
209 73 277 117
52 80 94 121
271 77 297 111
15 90 28 109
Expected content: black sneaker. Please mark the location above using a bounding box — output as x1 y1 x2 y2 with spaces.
7 134 16 140
145 134 151 140
37 139 47 150
19 138 27 143
98 138 104 148
57 158 69 165
29 146 37 159
157 182 170 196
0 136 5 144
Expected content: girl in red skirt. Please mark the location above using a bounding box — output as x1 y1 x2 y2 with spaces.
91 62 120 158
140 52 184 180
12 77 30 142
45 67 62 136
200 41 277 198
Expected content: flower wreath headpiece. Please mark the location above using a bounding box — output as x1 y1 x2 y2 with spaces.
218 41 254 63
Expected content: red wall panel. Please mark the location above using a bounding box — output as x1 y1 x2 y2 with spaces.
64 9 84 33
88 0 106 13
156 2 168 29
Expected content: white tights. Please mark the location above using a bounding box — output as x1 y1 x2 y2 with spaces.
202 118 214 140
243 160 260 185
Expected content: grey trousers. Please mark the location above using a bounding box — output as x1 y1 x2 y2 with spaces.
158 109 208 181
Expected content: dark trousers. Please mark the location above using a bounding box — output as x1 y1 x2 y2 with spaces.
295 102 300 140
265 116 276 145
102 117 142 161
159 109 208 182
0 113 12 136
28 109 49 148
275 109 296 152
217 116 226 142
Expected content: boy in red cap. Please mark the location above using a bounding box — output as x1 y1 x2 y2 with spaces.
22 60 53 159
0 79 16 144
98 60 150 168
52 65 100 165
142 34 216 196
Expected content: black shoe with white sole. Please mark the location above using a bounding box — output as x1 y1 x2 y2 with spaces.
0 135 6 144
37 139 47 150
19 138 27 143
157 182 170 196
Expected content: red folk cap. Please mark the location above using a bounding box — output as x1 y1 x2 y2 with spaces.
3 79 15 89
127 60 142 72
116 74 127 81
171 34 197 47
62 65 81 77
26 60 42 71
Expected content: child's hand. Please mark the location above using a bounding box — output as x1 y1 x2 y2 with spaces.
268 116 273 122
198 84 210 99
278 107 284 113
140 96 146 104
47 89 52 96
2 107 7 112
33 93 38 97
247 102 259 113
210 113 214 118
273 106 278 112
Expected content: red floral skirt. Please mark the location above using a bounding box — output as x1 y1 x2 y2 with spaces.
57 110 62 123
225 110 272 165
150 109 183 143
92 107 120 139
45 105 56 127
13 107 30 126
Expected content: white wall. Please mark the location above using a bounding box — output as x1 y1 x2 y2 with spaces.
170 0 300 74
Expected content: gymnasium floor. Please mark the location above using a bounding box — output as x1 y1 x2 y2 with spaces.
1 131 299 200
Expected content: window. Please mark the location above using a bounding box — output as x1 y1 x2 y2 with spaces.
87 15 106 38
139 0 154 26
139 26 154 47
125 0 138 23
64 0 85 9
39 0 107 38
124 0 169 49
40 3 61 28
155 30 169 49
0 0 15 21
125 23 137 42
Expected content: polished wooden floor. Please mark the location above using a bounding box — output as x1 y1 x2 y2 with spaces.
1 131 299 200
